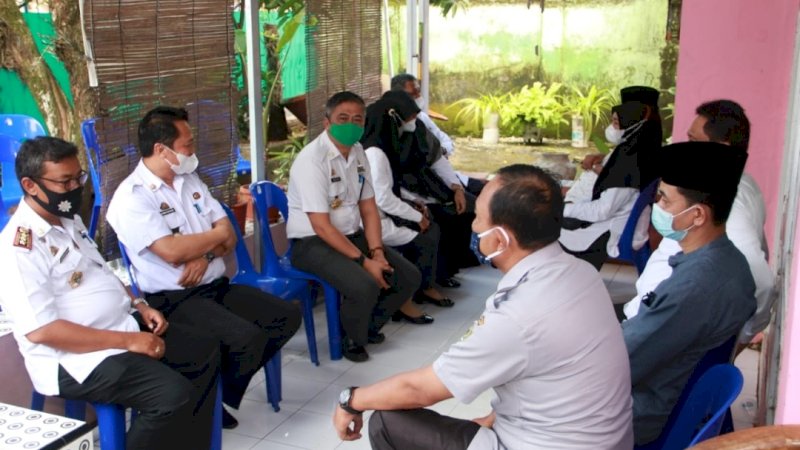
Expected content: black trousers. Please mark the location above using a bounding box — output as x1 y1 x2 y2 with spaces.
369 408 481 450
58 321 219 450
145 278 301 408
561 231 611 271
291 231 421 346
393 222 440 290
427 204 479 280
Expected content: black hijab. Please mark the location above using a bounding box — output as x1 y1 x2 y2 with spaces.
361 91 452 202
592 101 662 199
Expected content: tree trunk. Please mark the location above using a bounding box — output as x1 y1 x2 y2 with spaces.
0 0 73 139
49 0 99 146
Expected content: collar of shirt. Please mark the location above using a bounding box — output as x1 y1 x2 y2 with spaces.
667 234 732 269
131 159 186 194
491 242 564 307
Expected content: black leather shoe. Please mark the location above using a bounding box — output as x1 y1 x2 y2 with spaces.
437 277 461 288
222 407 239 429
367 332 386 344
343 339 369 362
413 292 455 308
392 311 435 324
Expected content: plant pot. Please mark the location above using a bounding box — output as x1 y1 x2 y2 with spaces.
482 112 500 144
571 114 587 148
238 185 254 223
523 121 543 145
231 201 247 235
268 206 281 224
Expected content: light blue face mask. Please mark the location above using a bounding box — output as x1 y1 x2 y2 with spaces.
651 203 697 241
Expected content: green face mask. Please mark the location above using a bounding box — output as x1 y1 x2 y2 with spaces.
328 122 364 147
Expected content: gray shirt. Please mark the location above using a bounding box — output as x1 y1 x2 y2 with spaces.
433 243 634 450
622 235 756 444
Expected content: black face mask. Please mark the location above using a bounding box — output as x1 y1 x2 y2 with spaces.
31 183 83 218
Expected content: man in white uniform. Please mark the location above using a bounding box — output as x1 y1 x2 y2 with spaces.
0 137 219 450
287 91 421 362
332 164 633 450
107 106 301 428
624 100 774 346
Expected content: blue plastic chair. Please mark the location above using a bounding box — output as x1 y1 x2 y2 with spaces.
119 241 283 412
222 202 321 365
0 134 22 230
665 364 743 448
617 179 659 274
0 114 46 141
32 380 223 450
80 118 105 239
249 181 343 361
236 145 252 177
635 335 738 450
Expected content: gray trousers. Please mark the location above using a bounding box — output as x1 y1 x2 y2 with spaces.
291 231 421 346
369 409 481 450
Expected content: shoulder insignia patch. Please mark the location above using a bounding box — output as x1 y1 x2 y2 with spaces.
50 246 59 256
160 202 169 210
13 227 32 250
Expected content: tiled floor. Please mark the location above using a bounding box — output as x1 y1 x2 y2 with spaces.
103 262 759 449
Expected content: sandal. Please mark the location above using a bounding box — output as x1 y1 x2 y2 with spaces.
413 292 455 308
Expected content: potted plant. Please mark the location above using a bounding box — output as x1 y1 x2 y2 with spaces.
565 85 616 148
452 92 509 144
503 82 567 145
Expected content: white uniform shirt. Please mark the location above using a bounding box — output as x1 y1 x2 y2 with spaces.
286 131 375 239
563 153 611 204
624 173 775 343
559 187 640 257
0 201 138 395
433 243 634 450
364 147 422 246
106 160 227 293
418 111 454 156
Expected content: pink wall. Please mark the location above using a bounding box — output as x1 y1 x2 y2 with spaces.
672 0 799 249
673 0 800 423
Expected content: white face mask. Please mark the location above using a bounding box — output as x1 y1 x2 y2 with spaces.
605 125 624 145
399 119 417 134
163 145 199 175
415 96 426 111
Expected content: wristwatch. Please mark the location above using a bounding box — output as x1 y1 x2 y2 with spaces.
131 297 148 308
338 386 362 415
204 251 216 263
352 254 366 266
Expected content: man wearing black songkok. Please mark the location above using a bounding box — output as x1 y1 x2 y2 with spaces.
622 141 756 445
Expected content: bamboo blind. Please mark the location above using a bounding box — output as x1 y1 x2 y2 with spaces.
83 0 239 258
305 0 384 139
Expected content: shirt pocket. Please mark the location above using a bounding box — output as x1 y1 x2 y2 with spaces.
50 245 85 287
163 210 187 235
328 179 348 206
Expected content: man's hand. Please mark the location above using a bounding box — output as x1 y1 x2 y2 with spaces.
135 305 169 336
126 332 165 359
333 406 363 441
472 411 496 428
581 154 604 171
454 188 467 215
363 257 391 290
178 257 209 288
419 214 430 233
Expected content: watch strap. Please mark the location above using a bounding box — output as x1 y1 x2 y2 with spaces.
340 386 362 415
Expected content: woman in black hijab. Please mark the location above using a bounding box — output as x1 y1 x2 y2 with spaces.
560 100 661 270
360 90 456 315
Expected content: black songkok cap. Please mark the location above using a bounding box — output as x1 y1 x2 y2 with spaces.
658 141 747 202
620 86 660 107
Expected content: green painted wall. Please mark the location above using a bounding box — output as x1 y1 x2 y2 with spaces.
386 0 669 102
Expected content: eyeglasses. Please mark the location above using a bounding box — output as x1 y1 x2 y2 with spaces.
36 171 89 191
